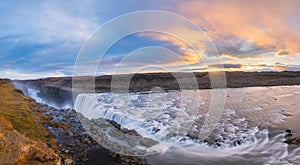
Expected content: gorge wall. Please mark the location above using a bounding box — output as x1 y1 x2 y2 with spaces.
13 71 300 108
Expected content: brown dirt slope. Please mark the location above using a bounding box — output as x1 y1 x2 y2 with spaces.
0 79 60 164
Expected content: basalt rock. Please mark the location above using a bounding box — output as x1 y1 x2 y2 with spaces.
285 137 300 145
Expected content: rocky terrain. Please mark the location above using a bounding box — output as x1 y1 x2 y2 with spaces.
41 105 149 164
0 79 60 164
284 129 300 145
5 71 300 164
0 79 149 164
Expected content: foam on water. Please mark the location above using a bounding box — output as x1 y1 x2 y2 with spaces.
75 90 202 142
148 133 300 165
74 86 300 164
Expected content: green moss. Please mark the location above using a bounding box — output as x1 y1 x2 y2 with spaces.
0 79 57 147
0 79 60 164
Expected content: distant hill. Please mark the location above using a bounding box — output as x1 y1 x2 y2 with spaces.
13 71 300 108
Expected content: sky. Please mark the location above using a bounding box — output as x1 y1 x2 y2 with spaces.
0 0 300 79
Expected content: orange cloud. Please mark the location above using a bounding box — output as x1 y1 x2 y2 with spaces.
273 63 287 71
177 0 300 55
276 50 290 56
135 2 299 72
140 32 205 64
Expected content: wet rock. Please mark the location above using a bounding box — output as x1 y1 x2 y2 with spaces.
64 149 70 154
108 119 139 136
43 107 149 165
233 140 243 146
68 131 74 137
64 158 74 165
109 120 122 129
187 125 200 139
203 139 214 146
81 157 89 162
296 138 300 143
150 127 160 133
67 142 76 147
285 129 293 137
82 137 92 144
285 137 300 145
122 128 138 136
140 138 159 147
118 155 149 165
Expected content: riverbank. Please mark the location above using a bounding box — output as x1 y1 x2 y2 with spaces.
40 105 148 164
0 79 60 164
4 72 300 164
0 79 148 164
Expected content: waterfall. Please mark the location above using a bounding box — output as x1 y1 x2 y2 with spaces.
74 91 201 141
28 88 44 103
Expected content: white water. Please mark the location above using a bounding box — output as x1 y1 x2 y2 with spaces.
74 86 300 164
148 133 300 165
75 90 202 141
28 88 44 103
27 88 72 109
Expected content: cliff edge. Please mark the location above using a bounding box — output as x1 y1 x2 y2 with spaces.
0 79 61 164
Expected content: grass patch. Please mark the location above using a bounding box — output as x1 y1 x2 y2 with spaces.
51 121 71 129
0 115 60 164
0 79 61 164
0 79 58 149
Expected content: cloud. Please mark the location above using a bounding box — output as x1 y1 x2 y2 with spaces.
0 1 101 78
139 30 206 65
209 37 270 58
0 70 66 80
276 50 290 56
273 63 287 71
0 1 98 44
175 0 300 55
1 0 300 79
210 63 242 69
35 5 97 43
283 65 300 71
272 62 300 71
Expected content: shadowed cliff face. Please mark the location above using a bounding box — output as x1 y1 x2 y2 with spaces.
38 86 73 108
13 71 300 108
13 79 74 109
